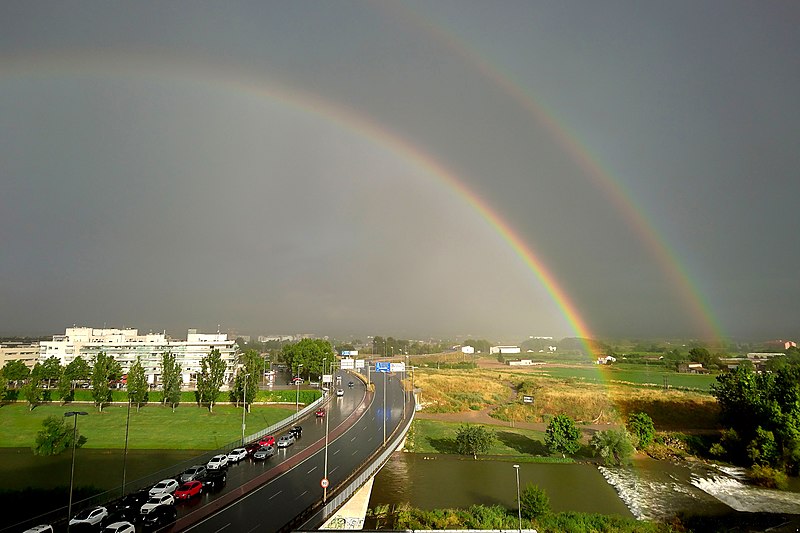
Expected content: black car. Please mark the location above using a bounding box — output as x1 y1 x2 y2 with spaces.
199 468 227 491
113 489 149 518
141 505 176 531
348 381 354 388
288 425 302 439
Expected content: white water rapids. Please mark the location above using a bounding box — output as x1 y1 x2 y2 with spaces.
599 462 800 521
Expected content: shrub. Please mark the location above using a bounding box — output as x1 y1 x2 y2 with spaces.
627 412 655 449
590 429 635 466
519 483 550 519
545 414 581 456
748 464 788 489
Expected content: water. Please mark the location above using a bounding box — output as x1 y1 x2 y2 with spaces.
370 453 800 522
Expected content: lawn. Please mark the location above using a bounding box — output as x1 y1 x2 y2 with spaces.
530 364 717 391
0 403 296 449
406 419 571 462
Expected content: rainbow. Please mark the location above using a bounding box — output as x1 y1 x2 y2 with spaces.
2 50 609 355
378 4 724 343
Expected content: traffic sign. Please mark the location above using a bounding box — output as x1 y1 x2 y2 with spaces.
375 362 390 373
320 478 329 488
390 362 405 372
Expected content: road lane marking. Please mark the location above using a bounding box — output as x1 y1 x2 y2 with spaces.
351 436 356 442
333 449 340 455
307 466 317 474
269 490 283 500
214 524 230 533
330 466 339 474
246 525 262 533
352 450 358 456
295 490 308 500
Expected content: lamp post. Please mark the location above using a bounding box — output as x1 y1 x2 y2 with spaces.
323 361 336 503
121 398 131 496
241 372 250 445
65 411 88 528
295 364 303 413
382 369 386 446
513 464 522 533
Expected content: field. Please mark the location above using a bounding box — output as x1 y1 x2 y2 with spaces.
0 403 296 449
410 357 720 430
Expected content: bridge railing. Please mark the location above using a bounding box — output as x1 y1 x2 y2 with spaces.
296 392 416 531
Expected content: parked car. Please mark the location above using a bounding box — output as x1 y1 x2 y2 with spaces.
141 504 177 531
199 468 227 491
315 408 325 417
149 478 179 496
206 454 229 470
253 445 275 460
258 435 275 446
179 465 207 483
22 526 53 533
244 442 261 456
116 489 150 512
336 388 344 397
140 493 174 515
277 434 295 448
348 380 354 388
69 506 108 528
102 522 135 533
174 480 203 500
227 447 247 463
289 425 302 439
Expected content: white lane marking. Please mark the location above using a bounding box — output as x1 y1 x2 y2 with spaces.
333 449 340 455
330 466 339 474
307 466 317 474
214 524 230 533
269 490 283 500
350 436 356 442
246 525 262 533
295 490 308 499
352 450 358 456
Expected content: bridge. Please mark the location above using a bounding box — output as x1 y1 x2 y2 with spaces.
175 364 414 531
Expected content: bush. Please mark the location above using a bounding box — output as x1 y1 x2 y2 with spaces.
748 464 788 489
455 424 495 459
545 414 581 456
519 483 550 519
626 412 655 449
590 429 635 466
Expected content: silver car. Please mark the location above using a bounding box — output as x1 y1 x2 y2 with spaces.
179 465 207 483
253 445 275 460
277 434 295 448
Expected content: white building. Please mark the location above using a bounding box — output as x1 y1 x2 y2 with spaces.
461 346 475 355
0 342 40 370
40 327 237 387
490 345 521 355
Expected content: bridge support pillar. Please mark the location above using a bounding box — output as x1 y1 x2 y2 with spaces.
320 476 374 530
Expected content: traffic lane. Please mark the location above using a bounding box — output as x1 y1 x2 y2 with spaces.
170 373 366 521
183 372 406 532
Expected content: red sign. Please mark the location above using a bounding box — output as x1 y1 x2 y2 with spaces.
320 478 329 488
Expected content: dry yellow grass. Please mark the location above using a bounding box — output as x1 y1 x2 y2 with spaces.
413 366 719 431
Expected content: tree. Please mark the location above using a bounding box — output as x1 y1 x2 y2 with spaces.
627 412 656 449
545 414 581 456
232 350 261 412
91 351 122 412
197 349 226 412
20 364 43 411
2 359 30 387
39 356 62 388
455 424 495 459
33 415 87 456
126 357 149 411
160 351 182 411
0 368 6 401
519 483 550 520
64 356 91 387
590 428 635 466
56 367 73 404
281 339 335 380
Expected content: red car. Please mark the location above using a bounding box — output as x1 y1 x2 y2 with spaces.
258 435 275 447
245 442 261 456
174 481 203 500
315 408 325 418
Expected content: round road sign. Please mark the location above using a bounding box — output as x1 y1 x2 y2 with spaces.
320 478 329 488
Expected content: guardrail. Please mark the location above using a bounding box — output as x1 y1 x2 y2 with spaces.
295 392 416 531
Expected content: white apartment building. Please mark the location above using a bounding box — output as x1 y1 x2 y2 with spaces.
0 342 40 370
40 327 237 388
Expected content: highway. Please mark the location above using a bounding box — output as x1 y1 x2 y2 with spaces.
173 368 407 532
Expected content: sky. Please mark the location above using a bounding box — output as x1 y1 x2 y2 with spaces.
1 1 799 343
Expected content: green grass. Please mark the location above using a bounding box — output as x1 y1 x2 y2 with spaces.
0 403 296 449
407 419 569 459
532 364 716 391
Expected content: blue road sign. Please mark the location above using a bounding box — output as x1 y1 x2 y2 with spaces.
375 362 391 373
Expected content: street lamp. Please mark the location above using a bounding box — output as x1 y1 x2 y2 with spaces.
121 398 131 497
295 364 303 413
241 372 250 445
513 464 522 533
65 411 88 528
